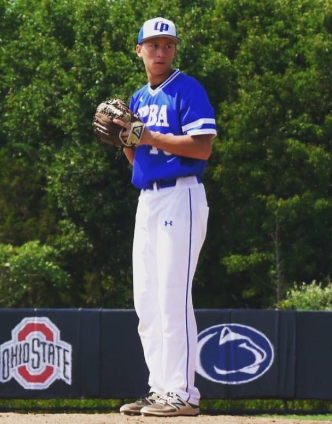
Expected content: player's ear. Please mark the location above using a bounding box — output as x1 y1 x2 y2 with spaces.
136 44 143 57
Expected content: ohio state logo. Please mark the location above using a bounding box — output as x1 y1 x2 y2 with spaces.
0 317 72 390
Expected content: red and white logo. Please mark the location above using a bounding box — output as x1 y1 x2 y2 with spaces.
0 317 72 390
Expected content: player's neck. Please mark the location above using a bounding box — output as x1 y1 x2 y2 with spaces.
147 69 175 87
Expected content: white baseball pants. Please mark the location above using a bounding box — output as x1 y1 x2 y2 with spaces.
133 176 209 405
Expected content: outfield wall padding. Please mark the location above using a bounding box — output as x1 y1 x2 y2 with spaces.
0 309 330 399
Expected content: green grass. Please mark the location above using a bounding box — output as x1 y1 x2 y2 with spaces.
271 415 332 421
0 398 122 413
201 399 332 414
1 398 332 417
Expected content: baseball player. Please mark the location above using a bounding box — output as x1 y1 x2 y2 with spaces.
118 17 217 417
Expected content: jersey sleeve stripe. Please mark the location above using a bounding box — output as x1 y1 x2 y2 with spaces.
187 129 217 136
182 118 216 133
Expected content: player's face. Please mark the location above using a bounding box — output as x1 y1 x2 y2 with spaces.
137 37 177 85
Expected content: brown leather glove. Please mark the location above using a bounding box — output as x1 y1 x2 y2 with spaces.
92 99 145 148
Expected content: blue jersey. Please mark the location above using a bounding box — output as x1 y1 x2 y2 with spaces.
129 69 217 190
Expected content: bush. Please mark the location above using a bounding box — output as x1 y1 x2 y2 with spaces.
0 241 73 307
278 280 332 310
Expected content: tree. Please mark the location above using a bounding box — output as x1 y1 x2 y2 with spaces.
201 0 332 307
1 0 332 309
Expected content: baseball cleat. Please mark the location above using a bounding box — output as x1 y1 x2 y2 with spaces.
120 392 160 415
140 392 200 416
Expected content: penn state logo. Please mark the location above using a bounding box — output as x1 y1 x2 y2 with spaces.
196 324 274 384
0 317 72 390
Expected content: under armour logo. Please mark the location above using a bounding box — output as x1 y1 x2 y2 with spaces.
165 221 173 226
154 21 169 33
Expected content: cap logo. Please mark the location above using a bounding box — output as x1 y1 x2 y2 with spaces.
154 21 170 33
138 18 180 44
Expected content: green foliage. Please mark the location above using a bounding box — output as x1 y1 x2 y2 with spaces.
0 241 72 307
0 0 141 308
1 0 332 308
278 280 332 311
47 142 136 307
0 147 58 245
198 0 332 308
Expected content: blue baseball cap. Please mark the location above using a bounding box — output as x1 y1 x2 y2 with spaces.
138 17 181 45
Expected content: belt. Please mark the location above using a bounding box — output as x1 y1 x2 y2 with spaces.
144 176 202 191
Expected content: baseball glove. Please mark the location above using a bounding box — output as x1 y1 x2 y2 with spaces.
92 98 145 148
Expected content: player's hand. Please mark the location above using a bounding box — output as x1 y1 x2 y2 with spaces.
113 118 148 145
113 119 130 142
